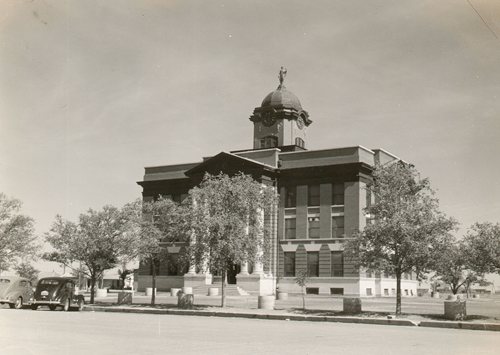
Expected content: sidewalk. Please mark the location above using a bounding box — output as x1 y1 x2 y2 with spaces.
82 292 500 332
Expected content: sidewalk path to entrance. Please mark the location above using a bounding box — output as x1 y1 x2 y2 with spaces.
83 293 500 332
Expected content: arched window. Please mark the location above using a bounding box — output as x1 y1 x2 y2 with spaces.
295 137 305 148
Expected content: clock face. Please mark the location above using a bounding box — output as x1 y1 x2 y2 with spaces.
296 117 304 129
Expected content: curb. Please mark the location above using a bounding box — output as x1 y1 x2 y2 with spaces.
83 306 500 331
83 305 417 327
419 320 500 332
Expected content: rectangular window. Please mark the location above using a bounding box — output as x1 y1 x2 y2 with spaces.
307 252 319 277
330 288 344 295
306 287 319 295
331 251 344 277
332 183 344 205
384 288 389 296
285 186 296 208
284 252 296 277
308 217 320 239
366 288 373 296
308 184 320 206
366 187 372 207
285 218 296 239
332 216 345 238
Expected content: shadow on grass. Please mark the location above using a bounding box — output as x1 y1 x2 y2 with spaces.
92 301 248 311
422 313 493 321
289 308 391 318
289 307 497 322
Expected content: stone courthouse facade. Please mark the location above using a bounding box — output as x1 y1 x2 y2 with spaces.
137 69 418 297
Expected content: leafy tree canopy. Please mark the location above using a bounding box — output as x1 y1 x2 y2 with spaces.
15 262 40 284
138 197 189 305
189 173 277 273
432 240 478 295
44 202 143 303
463 222 500 274
0 193 37 273
345 162 457 314
187 173 278 306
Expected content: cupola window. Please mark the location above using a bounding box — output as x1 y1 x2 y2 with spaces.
295 137 305 148
259 136 278 149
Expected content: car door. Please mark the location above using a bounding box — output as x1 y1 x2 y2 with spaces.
18 280 32 303
61 281 75 303
23 281 34 303
67 281 77 303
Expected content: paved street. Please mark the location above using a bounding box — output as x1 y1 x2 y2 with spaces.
0 308 498 355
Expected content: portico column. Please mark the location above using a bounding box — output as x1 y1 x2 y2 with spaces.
239 261 249 275
199 253 209 274
252 207 265 275
238 217 250 276
186 198 197 275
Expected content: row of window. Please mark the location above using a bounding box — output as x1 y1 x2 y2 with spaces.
283 251 344 278
258 136 305 149
285 183 344 208
285 216 345 239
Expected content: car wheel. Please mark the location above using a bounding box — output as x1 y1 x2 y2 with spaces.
14 297 23 309
31 304 38 310
77 298 84 311
8 303 15 309
63 298 70 312
49 305 57 311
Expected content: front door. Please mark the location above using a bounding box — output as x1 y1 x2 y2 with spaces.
227 264 241 284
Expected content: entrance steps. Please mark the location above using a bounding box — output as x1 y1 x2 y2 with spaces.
192 284 250 296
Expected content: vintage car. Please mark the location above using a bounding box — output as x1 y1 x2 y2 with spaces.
0 276 34 309
32 277 85 311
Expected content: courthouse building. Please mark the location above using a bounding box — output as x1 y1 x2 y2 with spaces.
137 69 418 297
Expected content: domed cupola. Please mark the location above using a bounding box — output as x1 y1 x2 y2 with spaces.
250 67 312 150
250 67 311 127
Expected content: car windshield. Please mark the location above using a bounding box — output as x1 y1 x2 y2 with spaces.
39 279 60 285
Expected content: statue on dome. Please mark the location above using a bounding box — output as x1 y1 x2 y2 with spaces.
278 66 287 87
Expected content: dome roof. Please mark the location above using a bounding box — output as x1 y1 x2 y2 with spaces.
261 86 302 111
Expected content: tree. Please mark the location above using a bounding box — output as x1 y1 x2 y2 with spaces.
433 241 478 295
345 162 457 315
0 193 37 273
14 262 40 284
44 203 142 304
463 222 500 274
188 173 278 307
139 197 189 306
295 270 309 310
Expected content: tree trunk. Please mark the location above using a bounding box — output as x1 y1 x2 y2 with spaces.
90 275 96 304
151 257 156 306
221 268 226 308
396 271 402 316
302 286 306 310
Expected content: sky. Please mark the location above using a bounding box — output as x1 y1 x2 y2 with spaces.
1 0 499 272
